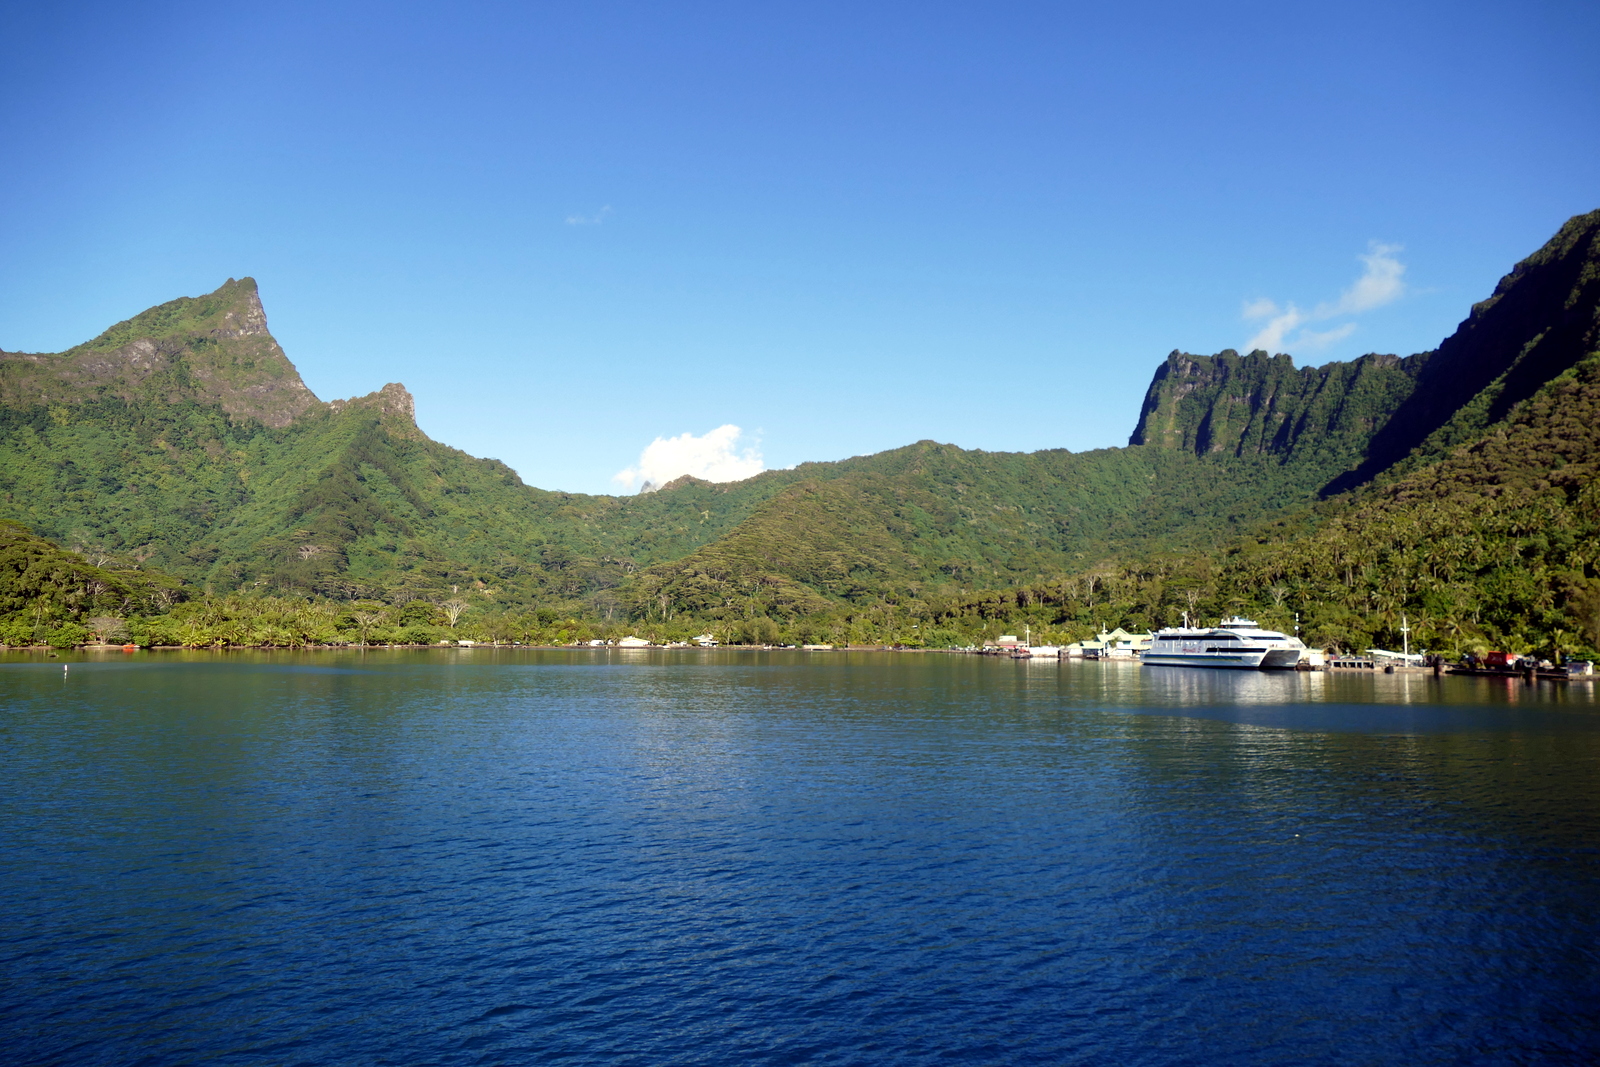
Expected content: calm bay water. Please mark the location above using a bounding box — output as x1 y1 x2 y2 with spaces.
2 650 1597 1065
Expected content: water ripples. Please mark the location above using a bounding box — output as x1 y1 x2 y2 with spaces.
2 651 1598 1064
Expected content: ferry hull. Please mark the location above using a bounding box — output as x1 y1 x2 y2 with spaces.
1143 653 1269 669
1260 648 1304 669
1143 648 1304 670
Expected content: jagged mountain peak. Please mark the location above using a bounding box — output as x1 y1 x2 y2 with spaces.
329 382 417 424
77 276 271 351
1130 208 1600 496
1 277 323 428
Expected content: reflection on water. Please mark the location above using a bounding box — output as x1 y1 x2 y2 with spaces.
1 650 1597 1066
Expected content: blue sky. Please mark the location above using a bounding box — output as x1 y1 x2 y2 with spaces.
2 0 1597 494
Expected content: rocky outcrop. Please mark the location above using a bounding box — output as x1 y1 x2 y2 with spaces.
330 382 417 423
0 277 323 427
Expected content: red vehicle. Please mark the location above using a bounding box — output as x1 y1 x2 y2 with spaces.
1482 651 1518 669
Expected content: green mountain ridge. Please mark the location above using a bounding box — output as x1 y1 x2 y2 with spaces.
0 278 321 427
0 279 1379 611
1126 208 1600 501
2 209 1598 652
1129 349 1423 482
927 347 1600 656
1326 208 1600 492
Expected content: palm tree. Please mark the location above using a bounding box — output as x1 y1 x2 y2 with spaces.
352 610 386 647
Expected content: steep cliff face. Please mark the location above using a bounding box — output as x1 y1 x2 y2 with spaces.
1130 209 1600 496
0 278 323 428
1324 208 1600 492
1128 347 1422 477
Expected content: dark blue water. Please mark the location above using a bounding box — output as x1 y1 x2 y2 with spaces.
3 651 1598 1065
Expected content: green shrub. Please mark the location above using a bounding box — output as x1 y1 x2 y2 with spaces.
401 625 438 645
133 617 185 647
0 616 36 646
45 621 89 648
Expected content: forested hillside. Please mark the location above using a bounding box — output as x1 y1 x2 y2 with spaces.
0 520 179 646
0 283 797 605
626 443 1375 625
1326 208 1600 492
2 210 1598 654
0 276 1390 614
927 351 1600 658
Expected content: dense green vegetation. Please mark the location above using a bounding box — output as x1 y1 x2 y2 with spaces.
3 211 1598 657
625 445 1363 623
0 521 180 647
1325 208 1600 493
0 279 1371 615
1130 348 1423 476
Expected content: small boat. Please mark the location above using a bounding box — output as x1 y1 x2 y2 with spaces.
1143 616 1306 670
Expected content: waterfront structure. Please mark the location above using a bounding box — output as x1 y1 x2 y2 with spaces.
1368 648 1423 666
1078 627 1154 659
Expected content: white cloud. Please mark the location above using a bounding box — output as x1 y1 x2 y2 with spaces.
566 205 613 225
1242 301 1307 354
1241 297 1281 320
1331 242 1406 315
1292 323 1358 351
613 424 765 492
1243 241 1406 354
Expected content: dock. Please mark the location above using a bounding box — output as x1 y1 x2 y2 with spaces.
1448 665 1594 683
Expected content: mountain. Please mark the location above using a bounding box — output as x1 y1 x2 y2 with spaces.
0 279 1364 614
625 442 1364 625
1127 208 1600 499
1326 208 1600 491
0 278 320 427
625 210 1600 635
1128 349 1422 485
1228 348 1600 653
0 281 797 606
930 346 1600 657
2 209 1598 654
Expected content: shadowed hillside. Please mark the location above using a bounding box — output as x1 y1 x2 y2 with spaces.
929 350 1600 657
1326 208 1600 492
1125 210 1600 499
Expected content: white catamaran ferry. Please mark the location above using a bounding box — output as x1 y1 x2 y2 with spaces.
1143 616 1307 670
